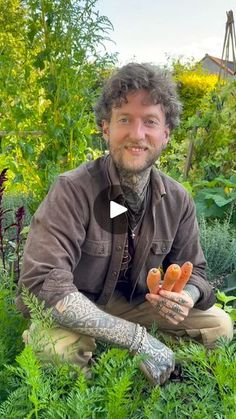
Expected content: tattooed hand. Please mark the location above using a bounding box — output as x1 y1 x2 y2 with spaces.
132 329 175 385
146 290 194 325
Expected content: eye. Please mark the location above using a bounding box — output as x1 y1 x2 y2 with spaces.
118 117 129 124
144 119 158 126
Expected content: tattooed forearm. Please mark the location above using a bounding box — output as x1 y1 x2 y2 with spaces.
51 291 175 385
52 292 136 347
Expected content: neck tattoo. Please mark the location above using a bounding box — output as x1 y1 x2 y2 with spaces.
116 166 151 238
117 167 151 206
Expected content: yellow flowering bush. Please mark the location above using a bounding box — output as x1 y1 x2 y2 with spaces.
179 72 218 90
176 70 219 119
161 60 229 181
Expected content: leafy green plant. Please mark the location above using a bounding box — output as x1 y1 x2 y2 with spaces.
193 175 236 221
1 346 55 418
0 288 235 418
0 345 146 418
174 338 236 418
0 285 27 364
160 58 221 181
20 286 65 360
159 59 235 186
216 290 236 322
199 216 236 288
189 80 236 181
0 271 28 403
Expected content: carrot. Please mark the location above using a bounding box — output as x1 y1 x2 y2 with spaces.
172 261 193 293
146 268 161 294
161 264 181 291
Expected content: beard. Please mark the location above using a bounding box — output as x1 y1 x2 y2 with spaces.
108 141 166 174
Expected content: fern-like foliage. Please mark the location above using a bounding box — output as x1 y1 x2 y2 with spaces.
0 288 27 366
174 338 236 418
20 285 61 358
1 339 236 418
21 286 55 329
47 348 146 418
91 348 143 418
0 387 31 419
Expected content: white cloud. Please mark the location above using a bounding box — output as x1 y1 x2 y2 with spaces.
112 37 224 67
169 36 223 61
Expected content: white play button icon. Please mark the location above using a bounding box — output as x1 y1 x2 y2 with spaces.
110 201 128 219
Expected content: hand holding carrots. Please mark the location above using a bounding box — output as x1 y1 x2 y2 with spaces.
146 261 193 295
152 289 194 324
146 262 194 325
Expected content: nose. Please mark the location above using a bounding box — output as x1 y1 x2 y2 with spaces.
130 120 146 140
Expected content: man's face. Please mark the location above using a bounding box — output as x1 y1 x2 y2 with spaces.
102 90 170 173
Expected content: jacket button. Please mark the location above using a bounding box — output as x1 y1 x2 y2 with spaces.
162 246 167 252
116 245 122 251
98 247 105 254
112 271 118 276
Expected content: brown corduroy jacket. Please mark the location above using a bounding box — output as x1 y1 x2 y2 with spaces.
16 155 215 316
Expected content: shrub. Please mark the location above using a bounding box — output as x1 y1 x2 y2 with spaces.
159 63 219 180
174 61 219 120
185 79 236 181
199 216 236 288
193 175 236 222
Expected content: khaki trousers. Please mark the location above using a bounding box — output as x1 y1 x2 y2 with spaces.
23 292 234 368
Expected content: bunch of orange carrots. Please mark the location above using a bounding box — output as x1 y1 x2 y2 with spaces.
146 262 193 294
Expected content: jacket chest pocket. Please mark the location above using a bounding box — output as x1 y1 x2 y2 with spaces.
81 239 112 257
148 240 173 268
74 239 112 294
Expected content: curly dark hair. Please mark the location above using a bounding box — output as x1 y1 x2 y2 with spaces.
94 62 182 131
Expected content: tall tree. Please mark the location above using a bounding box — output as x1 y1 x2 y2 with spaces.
0 0 116 210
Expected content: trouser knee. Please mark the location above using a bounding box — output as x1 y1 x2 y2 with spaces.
202 307 234 349
22 323 96 368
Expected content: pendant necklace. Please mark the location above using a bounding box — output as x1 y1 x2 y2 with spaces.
129 224 138 239
127 212 142 239
124 183 149 240
131 230 135 239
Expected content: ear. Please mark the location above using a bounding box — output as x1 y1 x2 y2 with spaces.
102 120 110 143
163 126 170 145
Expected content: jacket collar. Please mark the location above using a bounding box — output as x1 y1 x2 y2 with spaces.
104 154 125 203
150 166 167 203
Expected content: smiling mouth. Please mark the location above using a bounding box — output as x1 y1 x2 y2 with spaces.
125 146 148 151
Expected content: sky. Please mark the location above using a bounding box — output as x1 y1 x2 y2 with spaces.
95 0 236 66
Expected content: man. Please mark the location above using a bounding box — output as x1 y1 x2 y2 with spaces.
16 63 233 385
